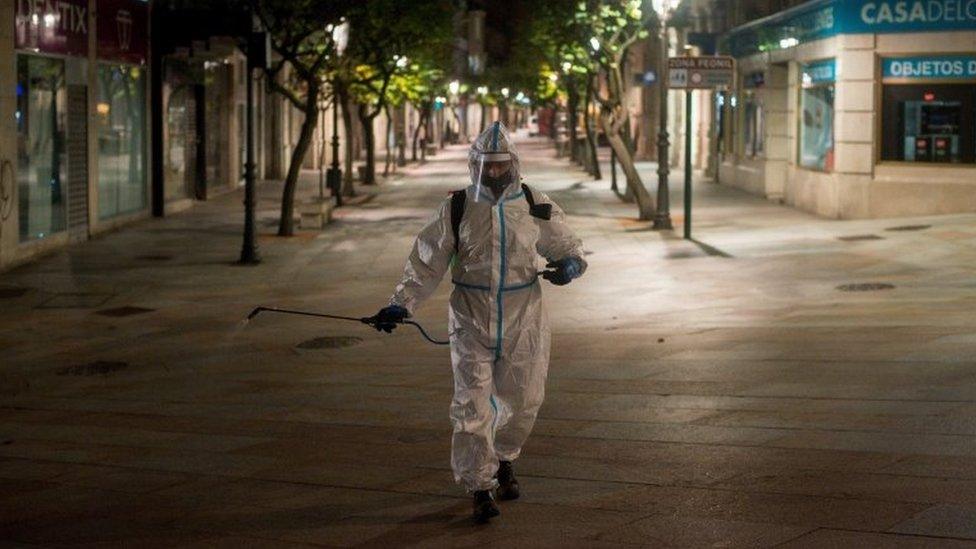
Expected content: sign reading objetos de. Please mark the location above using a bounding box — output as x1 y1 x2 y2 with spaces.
667 56 735 89
882 55 976 79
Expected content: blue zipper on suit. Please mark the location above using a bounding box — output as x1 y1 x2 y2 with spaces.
495 198 507 363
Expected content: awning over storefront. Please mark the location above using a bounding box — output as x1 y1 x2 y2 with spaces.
722 0 976 58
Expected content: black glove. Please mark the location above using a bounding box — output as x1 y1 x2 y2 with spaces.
373 305 409 333
542 257 584 286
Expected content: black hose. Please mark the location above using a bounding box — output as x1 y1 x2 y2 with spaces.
245 306 450 346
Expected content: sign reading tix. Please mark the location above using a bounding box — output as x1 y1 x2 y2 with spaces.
668 56 735 89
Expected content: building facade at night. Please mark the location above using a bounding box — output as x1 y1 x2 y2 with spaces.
718 0 976 218
0 0 364 272
1 0 155 269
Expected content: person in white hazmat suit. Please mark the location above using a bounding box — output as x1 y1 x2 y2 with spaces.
373 122 586 522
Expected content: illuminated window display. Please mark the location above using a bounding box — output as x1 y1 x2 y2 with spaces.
97 64 147 219
881 57 976 164
798 60 835 172
16 55 67 242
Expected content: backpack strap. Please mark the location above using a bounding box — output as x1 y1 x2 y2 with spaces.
522 184 552 220
450 190 466 254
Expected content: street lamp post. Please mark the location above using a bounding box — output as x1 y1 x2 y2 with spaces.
239 23 269 265
652 0 674 230
327 93 342 206
326 20 349 206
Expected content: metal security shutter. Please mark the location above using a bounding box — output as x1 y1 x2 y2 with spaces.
66 84 89 241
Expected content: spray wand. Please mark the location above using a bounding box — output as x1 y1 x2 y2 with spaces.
245 306 450 345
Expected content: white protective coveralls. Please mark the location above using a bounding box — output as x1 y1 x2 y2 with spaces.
389 123 586 491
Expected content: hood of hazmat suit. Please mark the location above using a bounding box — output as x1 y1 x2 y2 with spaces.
389 121 587 493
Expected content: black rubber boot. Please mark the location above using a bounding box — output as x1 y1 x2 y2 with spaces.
472 490 500 522
496 460 520 501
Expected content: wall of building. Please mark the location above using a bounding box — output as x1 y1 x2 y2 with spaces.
720 0 976 219
721 27 976 219
0 0 16 269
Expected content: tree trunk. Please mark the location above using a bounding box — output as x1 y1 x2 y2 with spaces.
358 104 379 185
567 88 579 163
480 103 487 133
411 106 427 161
583 81 601 180
383 104 393 177
618 109 637 202
279 85 320 236
396 106 407 167
600 110 654 220
337 84 356 197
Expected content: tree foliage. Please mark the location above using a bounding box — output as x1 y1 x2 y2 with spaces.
252 0 354 235
343 0 453 184
578 0 656 219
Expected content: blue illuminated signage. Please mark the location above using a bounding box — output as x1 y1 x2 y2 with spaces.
847 1 976 32
882 56 976 79
724 0 976 57
802 59 837 84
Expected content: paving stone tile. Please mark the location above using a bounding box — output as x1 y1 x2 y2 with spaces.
780 529 976 548
253 459 433 491
599 514 813 547
718 469 976 506
771 430 976 457
883 455 976 480
890 505 976 540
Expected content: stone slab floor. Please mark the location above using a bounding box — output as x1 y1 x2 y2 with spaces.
1 136 976 547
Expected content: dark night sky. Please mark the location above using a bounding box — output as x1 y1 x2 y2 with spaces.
470 0 530 67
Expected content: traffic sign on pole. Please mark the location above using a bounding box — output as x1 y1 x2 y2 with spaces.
667 56 735 89
666 56 734 240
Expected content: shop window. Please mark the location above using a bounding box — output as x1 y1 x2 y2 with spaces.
725 92 738 157
97 64 146 219
743 92 764 158
881 85 975 164
16 55 67 242
165 85 194 201
799 60 835 172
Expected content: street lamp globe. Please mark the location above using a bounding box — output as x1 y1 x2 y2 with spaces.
332 19 349 56
449 80 460 95
651 0 673 19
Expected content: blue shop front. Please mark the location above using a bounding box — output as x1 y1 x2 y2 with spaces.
718 0 976 218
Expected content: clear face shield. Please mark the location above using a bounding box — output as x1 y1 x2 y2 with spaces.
472 152 515 202
470 121 520 202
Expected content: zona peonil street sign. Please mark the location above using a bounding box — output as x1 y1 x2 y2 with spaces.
667 56 735 89
665 55 735 242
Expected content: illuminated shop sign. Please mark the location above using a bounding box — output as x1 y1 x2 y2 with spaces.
883 56 976 79
14 0 148 63
856 1 976 29
724 0 976 58
801 59 837 85
14 0 90 56
97 0 149 64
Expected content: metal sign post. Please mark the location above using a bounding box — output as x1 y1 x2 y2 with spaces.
667 56 735 240
684 90 693 240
